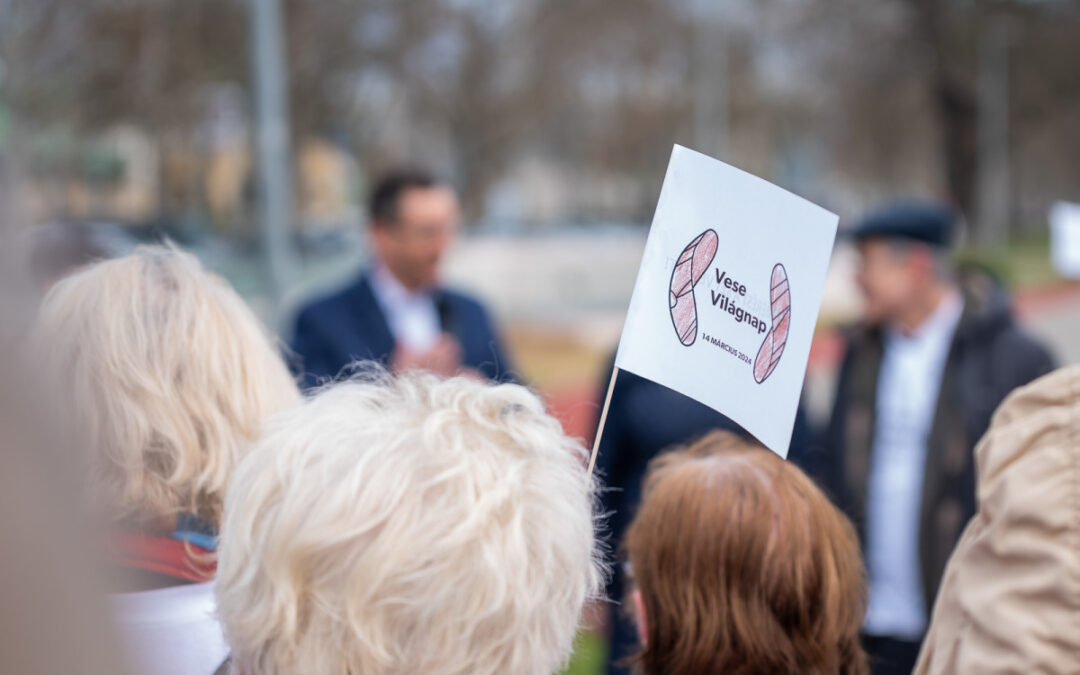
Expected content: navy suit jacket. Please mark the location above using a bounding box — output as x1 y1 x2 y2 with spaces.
290 273 515 388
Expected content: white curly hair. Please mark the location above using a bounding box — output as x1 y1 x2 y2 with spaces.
215 370 604 675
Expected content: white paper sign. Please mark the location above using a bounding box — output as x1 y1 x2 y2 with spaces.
615 145 838 456
1050 201 1080 279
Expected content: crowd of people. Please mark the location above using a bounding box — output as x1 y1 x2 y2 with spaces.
8 167 1077 675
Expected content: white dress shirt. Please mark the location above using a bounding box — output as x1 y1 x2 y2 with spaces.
368 263 441 353
110 581 229 675
863 290 964 639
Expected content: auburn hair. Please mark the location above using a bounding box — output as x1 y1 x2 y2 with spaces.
624 431 868 675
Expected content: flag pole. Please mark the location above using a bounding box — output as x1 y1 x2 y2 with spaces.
587 366 619 477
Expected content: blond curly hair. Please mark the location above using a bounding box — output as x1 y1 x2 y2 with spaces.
33 245 300 530
216 371 604 675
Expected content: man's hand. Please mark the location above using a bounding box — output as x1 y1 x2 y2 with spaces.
391 334 464 377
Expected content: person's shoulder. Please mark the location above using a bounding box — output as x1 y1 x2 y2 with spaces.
962 299 1055 384
986 321 1054 368
439 286 489 315
296 274 370 320
957 280 1048 359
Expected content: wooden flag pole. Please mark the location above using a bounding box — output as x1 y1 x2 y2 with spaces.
587 366 619 477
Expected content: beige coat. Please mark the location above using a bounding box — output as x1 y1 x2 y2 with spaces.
915 365 1080 675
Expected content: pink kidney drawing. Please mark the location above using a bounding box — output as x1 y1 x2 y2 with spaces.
753 263 790 384
669 229 719 346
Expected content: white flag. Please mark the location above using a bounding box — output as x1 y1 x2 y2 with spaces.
614 145 838 456
1050 201 1080 279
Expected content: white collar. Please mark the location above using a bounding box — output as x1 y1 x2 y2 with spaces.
887 289 964 344
369 262 433 307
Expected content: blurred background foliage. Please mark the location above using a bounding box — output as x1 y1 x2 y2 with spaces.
0 0 1077 240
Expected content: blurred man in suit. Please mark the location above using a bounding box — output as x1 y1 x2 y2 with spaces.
291 168 515 387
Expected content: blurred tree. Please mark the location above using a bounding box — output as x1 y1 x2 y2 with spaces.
791 0 1080 234
0 0 1076 232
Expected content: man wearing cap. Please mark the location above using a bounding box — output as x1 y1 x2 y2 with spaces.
821 202 1054 675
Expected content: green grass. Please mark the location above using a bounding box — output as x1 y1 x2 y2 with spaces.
955 236 1060 289
560 631 608 675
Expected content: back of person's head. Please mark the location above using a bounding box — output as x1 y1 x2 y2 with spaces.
215 371 604 675
916 365 1080 674
32 244 300 531
625 431 867 675
369 166 440 226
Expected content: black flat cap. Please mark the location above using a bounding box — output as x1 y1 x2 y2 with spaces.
847 201 957 248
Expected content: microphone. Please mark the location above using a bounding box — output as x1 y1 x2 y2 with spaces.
435 293 455 335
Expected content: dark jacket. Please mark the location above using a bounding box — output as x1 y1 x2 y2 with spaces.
822 271 1055 618
290 273 515 388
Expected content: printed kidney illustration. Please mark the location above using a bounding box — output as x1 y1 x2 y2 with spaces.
753 263 790 383
669 229 719 346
